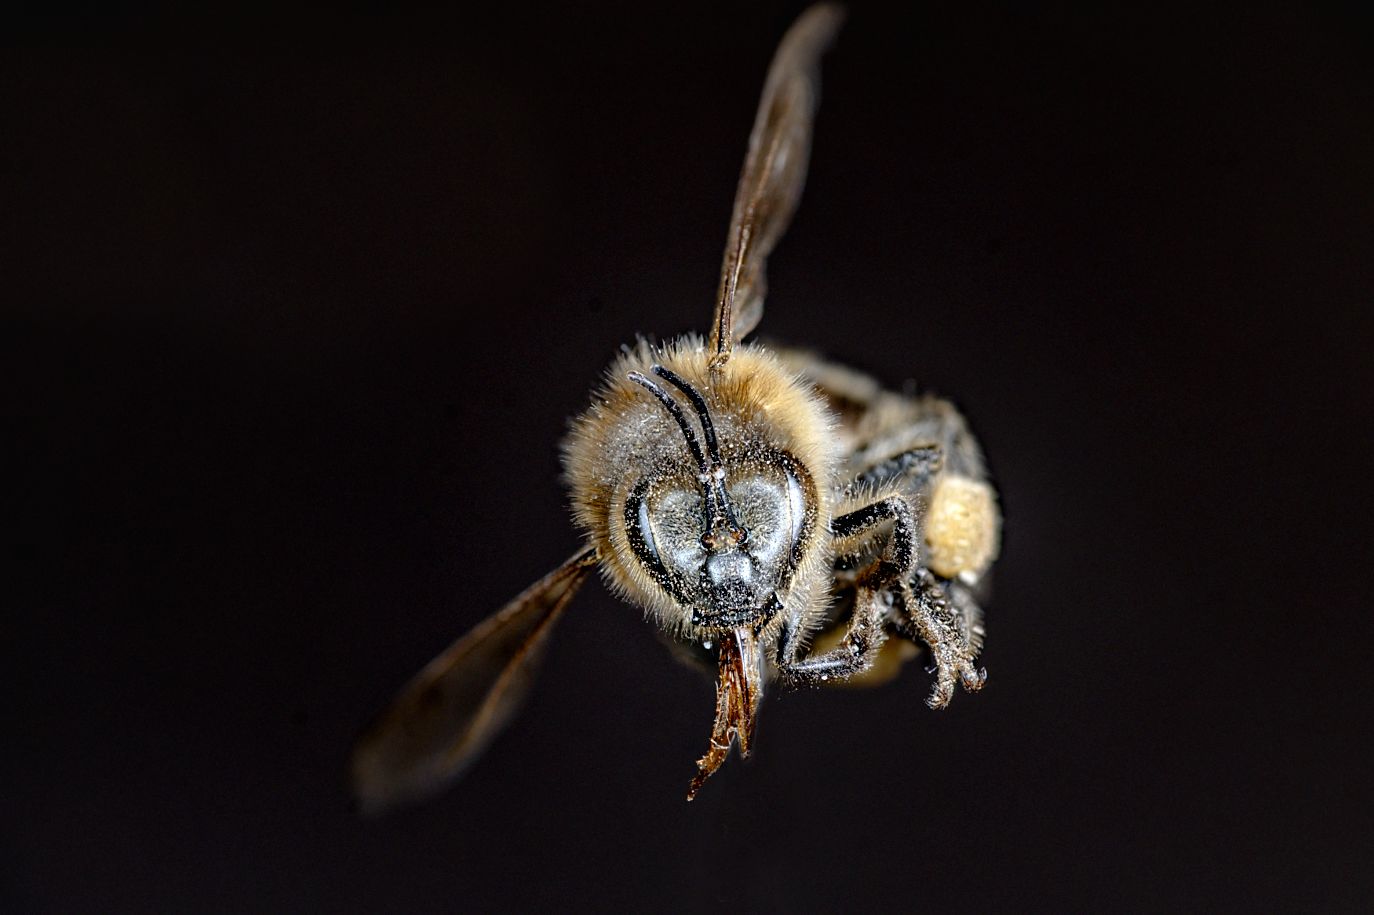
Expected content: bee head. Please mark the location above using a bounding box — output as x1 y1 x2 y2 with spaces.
624 365 815 635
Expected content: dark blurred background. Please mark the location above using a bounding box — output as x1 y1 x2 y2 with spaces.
6 1 1372 910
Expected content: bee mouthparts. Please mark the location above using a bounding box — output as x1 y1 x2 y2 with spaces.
691 607 763 629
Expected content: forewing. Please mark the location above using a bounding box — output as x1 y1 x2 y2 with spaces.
351 547 598 814
708 3 844 365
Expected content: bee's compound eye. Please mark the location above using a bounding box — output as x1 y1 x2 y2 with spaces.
784 466 807 544
636 494 660 562
650 488 709 571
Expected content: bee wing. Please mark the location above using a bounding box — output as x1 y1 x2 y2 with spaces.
351 547 598 814
708 3 844 366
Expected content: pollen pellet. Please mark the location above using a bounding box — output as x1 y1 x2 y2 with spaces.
925 475 1000 579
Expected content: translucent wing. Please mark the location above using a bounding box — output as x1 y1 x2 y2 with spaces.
708 3 845 368
351 547 598 814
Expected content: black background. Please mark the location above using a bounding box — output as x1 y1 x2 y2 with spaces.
7 2 1373 910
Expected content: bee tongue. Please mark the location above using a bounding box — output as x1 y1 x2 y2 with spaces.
686 627 763 801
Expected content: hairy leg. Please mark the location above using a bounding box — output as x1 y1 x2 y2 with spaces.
896 568 987 708
777 496 914 686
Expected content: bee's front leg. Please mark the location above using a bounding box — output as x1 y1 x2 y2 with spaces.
895 568 987 708
776 496 915 686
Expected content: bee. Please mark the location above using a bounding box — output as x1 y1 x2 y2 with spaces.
351 3 1000 812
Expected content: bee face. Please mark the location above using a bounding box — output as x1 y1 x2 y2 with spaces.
626 449 813 632
563 339 838 639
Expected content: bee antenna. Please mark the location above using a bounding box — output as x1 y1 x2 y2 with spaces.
650 365 743 538
627 372 708 472
650 365 723 467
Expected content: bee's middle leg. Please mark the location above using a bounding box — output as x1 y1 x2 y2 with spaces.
776 496 914 686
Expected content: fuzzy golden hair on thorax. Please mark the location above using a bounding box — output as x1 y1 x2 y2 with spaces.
562 336 841 639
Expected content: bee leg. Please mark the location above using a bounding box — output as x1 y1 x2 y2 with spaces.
777 586 891 686
843 443 942 497
777 496 915 686
894 568 987 709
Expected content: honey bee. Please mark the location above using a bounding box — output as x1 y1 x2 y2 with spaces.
351 3 1000 813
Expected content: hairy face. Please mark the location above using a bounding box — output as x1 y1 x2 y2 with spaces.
562 342 840 641
625 451 816 632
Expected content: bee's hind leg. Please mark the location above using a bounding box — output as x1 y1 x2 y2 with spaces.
894 568 987 708
776 496 915 687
